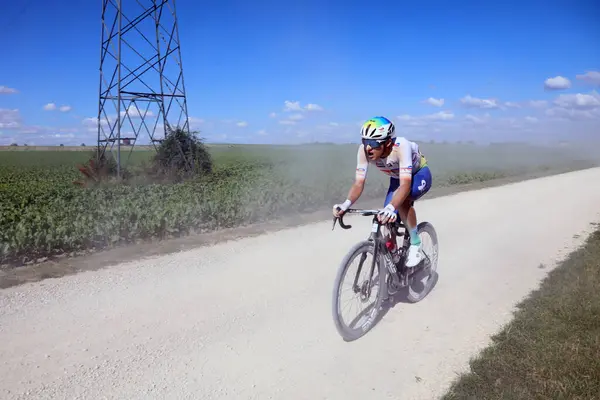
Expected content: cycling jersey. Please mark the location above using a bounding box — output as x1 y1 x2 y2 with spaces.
355 137 426 181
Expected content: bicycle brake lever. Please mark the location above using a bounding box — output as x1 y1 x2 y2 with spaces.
333 208 352 230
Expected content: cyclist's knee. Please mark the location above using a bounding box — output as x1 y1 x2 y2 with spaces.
401 198 414 209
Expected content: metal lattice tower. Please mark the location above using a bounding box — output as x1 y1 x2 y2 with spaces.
97 0 192 176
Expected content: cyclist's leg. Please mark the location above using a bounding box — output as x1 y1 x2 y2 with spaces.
383 176 400 210
410 165 432 201
383 177 400 243
400 166 432 266
402 165 432 225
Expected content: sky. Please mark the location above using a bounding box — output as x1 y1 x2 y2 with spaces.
0 0 599 146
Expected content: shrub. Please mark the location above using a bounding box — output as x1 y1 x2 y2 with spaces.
151 125 213 182
73 148 130 187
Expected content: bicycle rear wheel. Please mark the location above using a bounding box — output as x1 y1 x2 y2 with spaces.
405 221 439 303
331 240 386 341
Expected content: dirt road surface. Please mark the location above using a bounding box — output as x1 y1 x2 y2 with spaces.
2 168 600 400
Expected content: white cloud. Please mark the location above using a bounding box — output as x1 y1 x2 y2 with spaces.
0 117 87 145
425 111 454 121
553 92 600 110
283 101 303 112
0 86 18 94
525 116 539 123
544 76 571 91
257 129 267 135
187 116 204 127
305 103 323 111
575 70 600 86
460 95 500 109
504 101 521 108
396 110 454 124
82 117 104 126
8 129 92 146
271 100 325 125
528 100 548 109
18 126 42 134
329 122 339 126
236 121 248 127
501 100 547 109
424 97 444 107
0 108 21 129
544 91 600 121
464 114 490 124
545 107 600 121
43 103 72 112
283 100 324 112
82 116 110 133
121 105 155 118
418 111 600 143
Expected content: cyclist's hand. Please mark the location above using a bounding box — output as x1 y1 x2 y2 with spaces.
377 204 397 224
333 200 351 217
333 200 352 217
332 204 345 217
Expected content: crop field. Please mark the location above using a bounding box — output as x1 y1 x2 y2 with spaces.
0 142 597 266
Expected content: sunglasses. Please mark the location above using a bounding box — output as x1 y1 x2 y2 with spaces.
362 138 387 149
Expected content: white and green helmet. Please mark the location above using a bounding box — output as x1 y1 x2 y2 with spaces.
360 116 396 141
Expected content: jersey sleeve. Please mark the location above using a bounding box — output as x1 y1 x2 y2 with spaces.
355 144 368 181
395 137 413 180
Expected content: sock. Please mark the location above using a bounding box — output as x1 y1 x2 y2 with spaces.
409 226 421 246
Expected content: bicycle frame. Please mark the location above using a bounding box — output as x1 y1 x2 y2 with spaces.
332 208 412 291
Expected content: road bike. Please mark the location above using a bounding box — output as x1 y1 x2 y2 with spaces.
331 206 439 341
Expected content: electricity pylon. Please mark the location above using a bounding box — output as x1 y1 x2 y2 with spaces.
97 0 193 177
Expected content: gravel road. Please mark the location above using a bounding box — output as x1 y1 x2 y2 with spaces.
2 167 600 400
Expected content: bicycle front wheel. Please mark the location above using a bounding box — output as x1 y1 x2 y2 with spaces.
331 240 386 342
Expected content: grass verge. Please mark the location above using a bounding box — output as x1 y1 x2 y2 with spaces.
442 222 600 400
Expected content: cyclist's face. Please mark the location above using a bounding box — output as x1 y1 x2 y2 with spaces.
363 138 388 160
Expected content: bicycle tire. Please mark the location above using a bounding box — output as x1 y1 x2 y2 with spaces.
405 221 439 303
331 240 387 342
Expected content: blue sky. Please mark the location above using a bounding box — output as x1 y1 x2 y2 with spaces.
0 0 599 146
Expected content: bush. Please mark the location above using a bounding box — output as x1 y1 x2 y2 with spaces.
151 126 213 182
73 148 131 187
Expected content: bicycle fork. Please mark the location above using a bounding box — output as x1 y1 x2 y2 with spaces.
352 240 400 300
352 253 370 297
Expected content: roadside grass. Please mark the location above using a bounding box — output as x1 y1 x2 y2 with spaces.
442 223 600 400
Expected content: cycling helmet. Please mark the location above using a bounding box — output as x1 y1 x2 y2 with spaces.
360 116 395 140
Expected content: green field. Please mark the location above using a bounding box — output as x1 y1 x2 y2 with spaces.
0 142 597 266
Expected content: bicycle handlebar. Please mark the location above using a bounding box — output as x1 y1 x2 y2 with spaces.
332 208 381 230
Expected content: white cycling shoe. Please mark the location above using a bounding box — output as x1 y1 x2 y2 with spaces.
405 244 423 268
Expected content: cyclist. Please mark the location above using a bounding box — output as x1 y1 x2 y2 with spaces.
333 116 432 267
